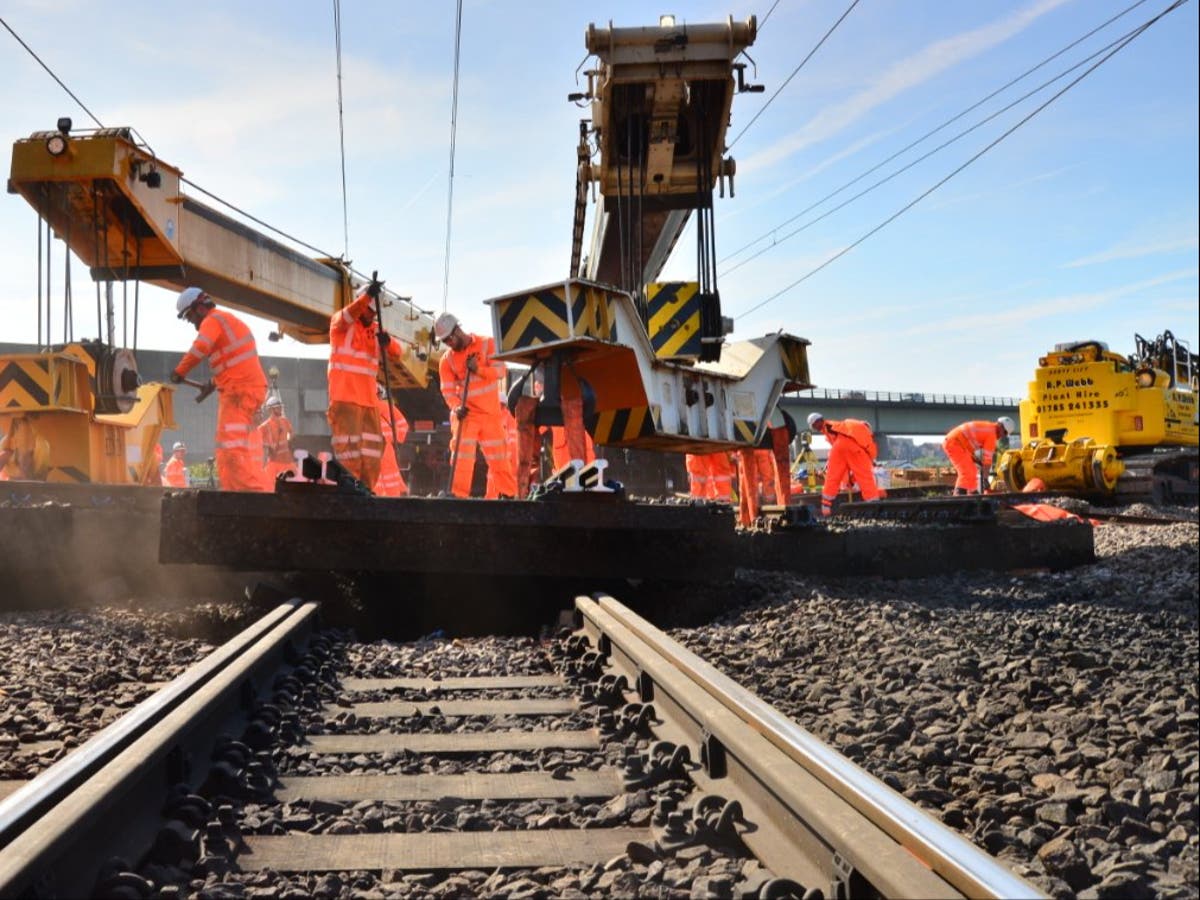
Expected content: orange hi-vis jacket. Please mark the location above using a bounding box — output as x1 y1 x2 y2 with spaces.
174 308 266 391
944 421 1001 466
439 334 506 417
328 291 404 408
163 454 188 488
260 414 293 464
823 418 877 460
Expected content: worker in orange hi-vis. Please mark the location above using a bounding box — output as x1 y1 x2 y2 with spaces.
706 452 735 501
685 453 710 498
374 385 410 498
943 416 1015 495
434 312 517 498
259 395 294 485
550 421 594 472
488 406 521 498
808 412 880 517
162 441 190 488
327 283 404 489
170 287 269 491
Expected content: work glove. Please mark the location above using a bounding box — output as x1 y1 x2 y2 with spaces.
169 371 183 384
454 406 468 420
466 353 479 374
972 449 984 463
378 330 391 348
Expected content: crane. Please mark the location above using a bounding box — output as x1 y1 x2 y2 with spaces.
2 121 440 484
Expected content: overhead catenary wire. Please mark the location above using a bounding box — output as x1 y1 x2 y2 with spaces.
3 12 438 323
721 16 1149 279
736 0 1189 318
720 0 1155 268
758 0 784 30
441 0 464 312
0 16 104 129
332 0 351 259
727 0 861 151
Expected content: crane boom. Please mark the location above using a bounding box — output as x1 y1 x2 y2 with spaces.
8 125 436 388
572 16 757 289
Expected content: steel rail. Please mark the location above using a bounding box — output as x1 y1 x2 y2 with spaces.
0 600 300 848
579 594 1044 899
0 598 319 898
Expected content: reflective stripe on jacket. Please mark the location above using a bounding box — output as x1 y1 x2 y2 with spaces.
439 334 506 416
823 418 877 460
328 291 403 407
945 421 999 466
175 308 267 391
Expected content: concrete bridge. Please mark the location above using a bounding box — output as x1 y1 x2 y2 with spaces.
779 388 1020 441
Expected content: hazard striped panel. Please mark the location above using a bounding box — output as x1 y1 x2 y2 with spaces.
646 281 702 361
589 406 657 445
0 358 53 409
733 418 759 444
495 284 618 353
0 355 89 412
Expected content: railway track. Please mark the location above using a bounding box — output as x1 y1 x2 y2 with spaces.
0 594 1043 898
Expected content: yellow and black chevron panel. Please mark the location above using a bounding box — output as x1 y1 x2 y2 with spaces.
0 358 55 409
733 418 759 445
778 337 811 386
575 284 616 341
646 281 701 360
495 286 573 352
588 405 657 445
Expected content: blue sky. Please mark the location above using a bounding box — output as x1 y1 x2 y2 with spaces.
1 0 1196 400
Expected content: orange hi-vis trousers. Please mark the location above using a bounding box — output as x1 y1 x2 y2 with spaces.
328 401 383 489
450 411 517 498
944 440 983 492
821 438 879 515
216 382 269 491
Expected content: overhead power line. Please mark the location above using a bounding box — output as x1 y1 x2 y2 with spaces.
1 16 105 128
441 0 464 313
721 12 1152 279
720 0 1154 270
727 0 861 150
736 0 1189 318
332 0 351 259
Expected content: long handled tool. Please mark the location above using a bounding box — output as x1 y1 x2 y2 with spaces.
178 376 216 404
446 365 472 495
366 270 404 473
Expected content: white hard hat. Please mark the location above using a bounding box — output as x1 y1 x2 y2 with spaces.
997 416 1016 435
172 441 186 452
433 312 459 340
266 392 283 409
176 287 209 319
806 412 824 428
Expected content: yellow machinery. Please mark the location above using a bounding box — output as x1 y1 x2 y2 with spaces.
4 122 441 485
996 331 1199 502
0 341 174 484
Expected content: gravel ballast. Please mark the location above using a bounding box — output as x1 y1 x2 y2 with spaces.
669 513 1199 899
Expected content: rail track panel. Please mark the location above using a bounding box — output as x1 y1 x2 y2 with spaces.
1 592 1045 898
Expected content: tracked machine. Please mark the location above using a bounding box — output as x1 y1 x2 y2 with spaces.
996 331 1199 503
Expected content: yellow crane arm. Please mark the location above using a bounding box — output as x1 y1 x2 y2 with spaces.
9 126 436 387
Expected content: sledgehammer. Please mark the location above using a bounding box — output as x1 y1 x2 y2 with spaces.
177 376 216 404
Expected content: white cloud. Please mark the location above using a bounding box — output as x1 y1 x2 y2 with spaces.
742 0 1073 174
1062 235 1199 269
